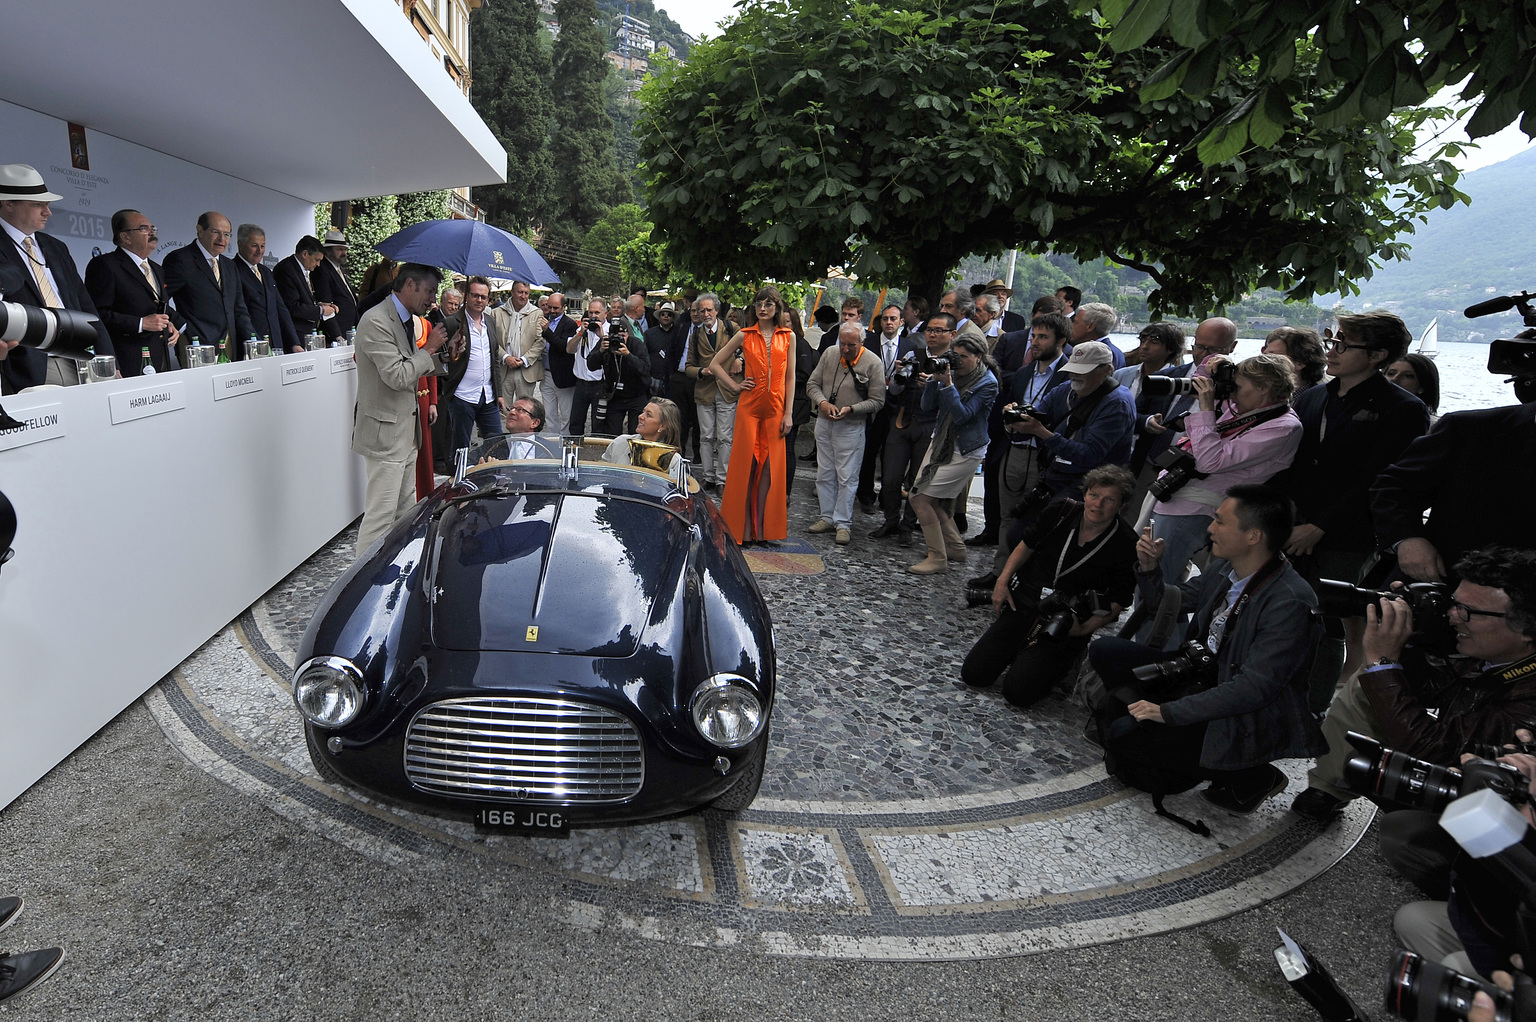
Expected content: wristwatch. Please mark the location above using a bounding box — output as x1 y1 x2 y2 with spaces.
1372 657 1401 668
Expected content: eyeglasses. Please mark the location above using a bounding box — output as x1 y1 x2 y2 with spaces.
1450 598 1507 621
924 327 954 335
126 224 156 235
1325 339 1374 353
509 406 534 418
755 299 779 308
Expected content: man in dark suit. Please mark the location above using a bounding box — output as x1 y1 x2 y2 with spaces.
312 229 357 343
1371 398 1536 583
84 209 183 376
0 164 112 392
539 291 579 434
857 303 908 512
162 211 254 359
233 223 300 357
274 235 334 348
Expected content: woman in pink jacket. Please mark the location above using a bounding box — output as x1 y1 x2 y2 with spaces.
1147 353 1303 580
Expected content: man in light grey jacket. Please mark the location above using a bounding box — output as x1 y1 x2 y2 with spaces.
806 322 886 544
352 264 451 556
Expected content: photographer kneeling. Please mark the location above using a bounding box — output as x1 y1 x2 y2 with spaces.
961 465 1138 707
1089 485 1324 814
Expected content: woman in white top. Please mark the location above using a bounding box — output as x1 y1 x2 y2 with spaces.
602 399 682 464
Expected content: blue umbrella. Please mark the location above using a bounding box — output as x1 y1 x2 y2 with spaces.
374 219 561 286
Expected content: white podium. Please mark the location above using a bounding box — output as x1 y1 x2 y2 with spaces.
0 348 369 808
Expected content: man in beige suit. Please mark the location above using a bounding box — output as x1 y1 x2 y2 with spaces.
492 279 545 402
352 263 451 556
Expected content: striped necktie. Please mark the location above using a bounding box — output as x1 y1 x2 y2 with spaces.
22 238 63 308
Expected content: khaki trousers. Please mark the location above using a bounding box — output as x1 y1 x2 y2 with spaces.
358 452 418 556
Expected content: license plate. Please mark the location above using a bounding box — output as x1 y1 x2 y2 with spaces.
472 807 570 837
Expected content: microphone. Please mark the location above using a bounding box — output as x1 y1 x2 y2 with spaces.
1465 295 1517 318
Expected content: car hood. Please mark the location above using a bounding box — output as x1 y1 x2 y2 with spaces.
428 490 688 657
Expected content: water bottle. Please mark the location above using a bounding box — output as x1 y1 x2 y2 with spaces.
140 345 155 375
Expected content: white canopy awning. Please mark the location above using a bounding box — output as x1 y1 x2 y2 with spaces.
0 0 507 202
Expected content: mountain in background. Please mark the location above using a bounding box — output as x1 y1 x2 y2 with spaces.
1319 146 1536 342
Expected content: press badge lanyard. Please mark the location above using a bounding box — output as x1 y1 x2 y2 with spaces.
1052 514 1118 585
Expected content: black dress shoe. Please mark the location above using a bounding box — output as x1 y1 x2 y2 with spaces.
896 529 912 548
0 946 64 1004
1202 765 1288 815
1289 787 1349 821
964 530 998 547
870 522 900 539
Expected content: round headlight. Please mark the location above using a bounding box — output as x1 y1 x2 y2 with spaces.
293 656 365 728
690 675 764 748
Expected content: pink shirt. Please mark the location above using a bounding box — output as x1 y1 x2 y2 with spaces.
1153 401 1302 516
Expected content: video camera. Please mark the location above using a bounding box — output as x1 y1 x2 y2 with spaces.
1465 288 1536 403
1141 360 1238 402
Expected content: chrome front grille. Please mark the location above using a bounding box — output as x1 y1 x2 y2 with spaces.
404 697 644 803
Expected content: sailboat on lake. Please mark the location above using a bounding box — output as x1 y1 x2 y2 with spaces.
1415 317 1439 360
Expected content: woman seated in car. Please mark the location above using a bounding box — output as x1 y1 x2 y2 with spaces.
603 398 682 464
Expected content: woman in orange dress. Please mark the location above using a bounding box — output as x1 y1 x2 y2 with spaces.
709 285 797 544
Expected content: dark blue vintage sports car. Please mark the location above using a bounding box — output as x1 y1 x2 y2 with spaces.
292 435 774 830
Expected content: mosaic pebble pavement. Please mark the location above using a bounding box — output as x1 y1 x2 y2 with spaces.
147 465 1372 961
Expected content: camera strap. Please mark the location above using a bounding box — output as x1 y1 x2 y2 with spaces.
1054 510 1120 585
1060 380 1113 439
1211 556 1287 650
1172 402 1290 456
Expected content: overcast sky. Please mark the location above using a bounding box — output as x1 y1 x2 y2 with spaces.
652 2 1535 174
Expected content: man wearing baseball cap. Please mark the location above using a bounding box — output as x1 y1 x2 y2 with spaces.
0 164 113 392
1000 340 1136 541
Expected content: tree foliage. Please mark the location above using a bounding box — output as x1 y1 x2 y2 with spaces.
635 0 1467 316
1091 0 1536 153
578 203 648 293
469 0 557 232
395 190 450 229
551 0 630 236
341 195 400 293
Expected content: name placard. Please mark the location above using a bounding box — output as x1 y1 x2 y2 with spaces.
0 402 65 452
109 380 186 424
282 360 317 386
330 352 356 373
212 367 263 401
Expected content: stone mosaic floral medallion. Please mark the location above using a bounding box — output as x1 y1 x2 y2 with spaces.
149 504 1375 961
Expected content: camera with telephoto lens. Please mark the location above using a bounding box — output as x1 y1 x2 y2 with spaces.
1131 639 1218 693
1311 579 1457 650
1140 359 1239 401
0 299 104 363
1386 949 1519 1022
1035 589 1109 641
1146 447 1204 502
1001 403 1042 425
1341 731 1531 811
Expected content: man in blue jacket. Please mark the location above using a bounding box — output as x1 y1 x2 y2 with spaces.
994 340 1134 558
1090 484 1325 814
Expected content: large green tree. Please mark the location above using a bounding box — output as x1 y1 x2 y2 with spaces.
469 0 556 232
550 0 630 248
635 0 1465 315
1090 0 1536 154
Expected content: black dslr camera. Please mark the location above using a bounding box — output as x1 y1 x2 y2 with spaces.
927 355 950 374
1001 403 1042 426
1342 731 1530 811
1140 359 1238 401
1129 639 1219 694
1034 589 1109 641
1013 480 1054 517
1146 446 1204 502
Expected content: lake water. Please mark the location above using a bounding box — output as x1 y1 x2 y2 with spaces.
1106 335 1513 416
